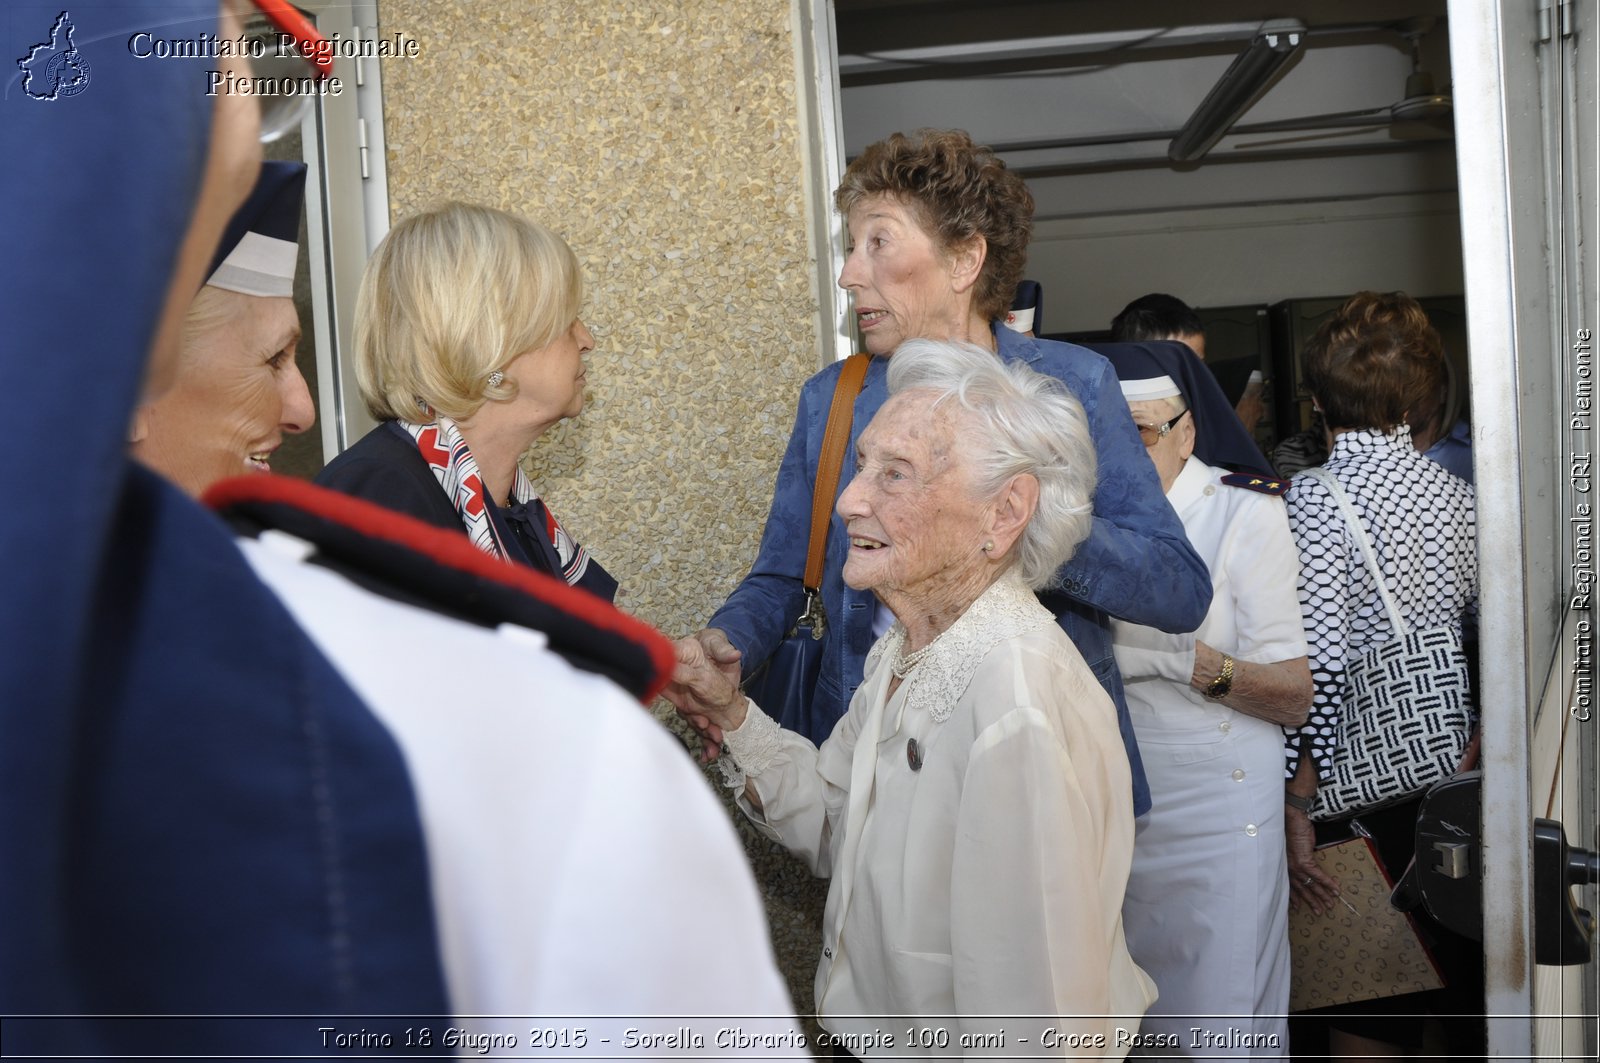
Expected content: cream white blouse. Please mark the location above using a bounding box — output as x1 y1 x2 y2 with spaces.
724 577 1155 1058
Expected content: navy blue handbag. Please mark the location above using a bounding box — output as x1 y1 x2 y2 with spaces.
741 354 868 743
743 591 829 742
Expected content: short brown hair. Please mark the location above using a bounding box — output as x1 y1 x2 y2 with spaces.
1303 291 1444 432
835 129 1034 324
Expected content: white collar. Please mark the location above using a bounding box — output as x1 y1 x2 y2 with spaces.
1166 453 1221 513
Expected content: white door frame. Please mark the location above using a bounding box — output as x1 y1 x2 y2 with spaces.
1446 0 1596 1055
793 0 852 364
295 0 390 456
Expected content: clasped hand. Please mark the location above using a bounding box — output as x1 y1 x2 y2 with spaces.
662 628 748 763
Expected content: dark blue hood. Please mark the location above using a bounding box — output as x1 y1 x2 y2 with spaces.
1 3 450 1047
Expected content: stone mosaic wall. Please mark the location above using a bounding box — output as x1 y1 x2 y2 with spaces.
379 0 829 1023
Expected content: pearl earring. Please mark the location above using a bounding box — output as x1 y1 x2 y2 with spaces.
982 540 994 554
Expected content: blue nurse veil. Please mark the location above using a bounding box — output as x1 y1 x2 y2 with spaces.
1091 340 1276 478
0 2 448 1052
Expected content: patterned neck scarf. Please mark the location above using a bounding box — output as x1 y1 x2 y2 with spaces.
401 417 593 586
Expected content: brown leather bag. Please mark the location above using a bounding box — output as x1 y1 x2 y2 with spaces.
742 354 870 741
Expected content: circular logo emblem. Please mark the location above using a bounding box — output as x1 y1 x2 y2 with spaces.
44 50 91 98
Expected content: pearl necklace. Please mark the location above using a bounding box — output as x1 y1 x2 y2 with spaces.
891 634 942 678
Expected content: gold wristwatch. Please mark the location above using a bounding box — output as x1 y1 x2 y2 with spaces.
1203 653 1235 701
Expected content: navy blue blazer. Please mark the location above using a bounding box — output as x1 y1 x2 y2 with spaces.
318 421 618 603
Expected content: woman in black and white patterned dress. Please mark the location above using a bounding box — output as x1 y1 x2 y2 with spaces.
1281 292 1481 1058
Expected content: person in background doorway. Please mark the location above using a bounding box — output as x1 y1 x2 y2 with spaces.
1111 292 1208 359
1103 340 1310 1058
1422 415 1474 481
1408 357 1474 483
1112 291 1266 438
133 161 315 495
1271 410 1331 478
1284 291 1482 1061
1004 278 1043 336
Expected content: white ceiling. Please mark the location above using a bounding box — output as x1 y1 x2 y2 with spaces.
835 0 1458 221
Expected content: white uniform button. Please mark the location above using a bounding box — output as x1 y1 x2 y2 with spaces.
1245 823 1259 837
1219 720 1231 733
1232 768 1246 781
1204 485 1216 496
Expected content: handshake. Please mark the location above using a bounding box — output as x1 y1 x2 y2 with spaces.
663 628 751 762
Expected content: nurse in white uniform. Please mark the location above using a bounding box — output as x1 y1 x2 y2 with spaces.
1100 342 1313 1057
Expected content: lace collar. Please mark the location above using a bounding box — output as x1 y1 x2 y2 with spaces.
865 575 1054 723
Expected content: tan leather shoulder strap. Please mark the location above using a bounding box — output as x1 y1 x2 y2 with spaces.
805 353 870 591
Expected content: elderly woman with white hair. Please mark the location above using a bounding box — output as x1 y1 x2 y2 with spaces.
669 339 1154 1057
316 202 616 601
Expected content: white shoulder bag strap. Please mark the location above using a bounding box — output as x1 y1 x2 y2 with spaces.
1300 466 1408 640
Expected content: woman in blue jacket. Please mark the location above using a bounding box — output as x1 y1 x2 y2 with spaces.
681 129 1212 816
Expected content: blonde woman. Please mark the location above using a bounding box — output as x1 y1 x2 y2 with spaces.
317 203 615 600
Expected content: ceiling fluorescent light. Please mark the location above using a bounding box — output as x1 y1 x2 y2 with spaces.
837 22 1271 78
1168 19 1306 163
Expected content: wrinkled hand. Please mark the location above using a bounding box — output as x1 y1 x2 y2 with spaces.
1285 804 1340 915
692 628 743 684
1191 640 1224 692
663 629 745 763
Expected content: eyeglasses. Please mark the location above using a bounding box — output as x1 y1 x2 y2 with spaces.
1135 407 1190 447
242 0 335 143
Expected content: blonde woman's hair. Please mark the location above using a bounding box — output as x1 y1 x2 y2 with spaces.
354 202 582 422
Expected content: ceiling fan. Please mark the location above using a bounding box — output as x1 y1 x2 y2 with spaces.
1212 18 1454 151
